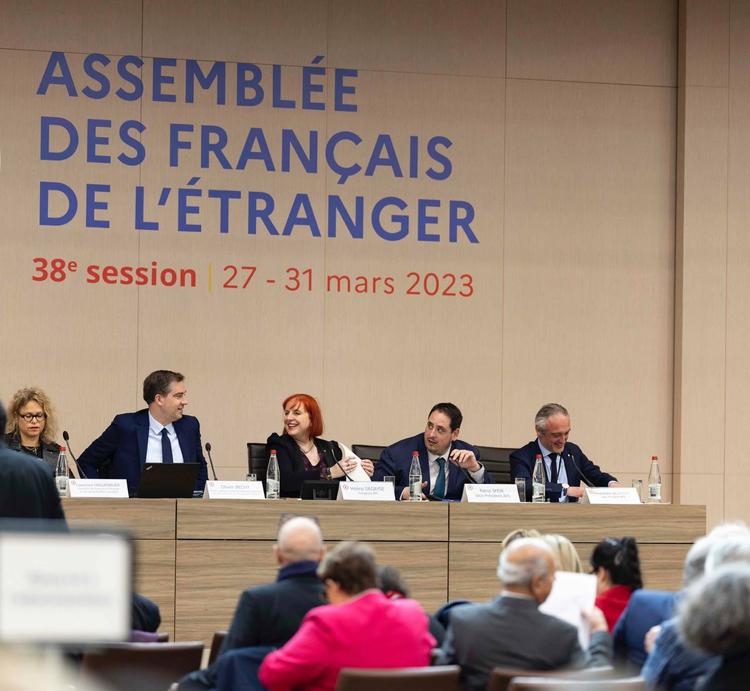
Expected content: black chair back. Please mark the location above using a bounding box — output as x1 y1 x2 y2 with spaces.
351 444 386 462
247 442 269 482
474 446 514 483
335 665 461 690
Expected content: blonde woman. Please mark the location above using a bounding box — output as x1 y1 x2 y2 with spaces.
543 533 584 573
4 387 61 471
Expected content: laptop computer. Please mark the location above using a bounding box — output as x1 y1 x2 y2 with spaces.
136 463 200 498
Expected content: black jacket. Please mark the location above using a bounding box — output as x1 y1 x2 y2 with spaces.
266 433 342 497
0 442 65 519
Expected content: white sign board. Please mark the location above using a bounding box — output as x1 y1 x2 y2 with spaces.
585 486 642 504
204 480 265 500
68 479 129 498
0 530 131 643
461 484 521 503
337 482 394 501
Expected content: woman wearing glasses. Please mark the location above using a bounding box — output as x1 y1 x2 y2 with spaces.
3 387 61 471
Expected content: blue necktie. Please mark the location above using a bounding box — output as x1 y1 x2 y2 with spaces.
433 457 446 499
161 428 174 464
549 453 559 483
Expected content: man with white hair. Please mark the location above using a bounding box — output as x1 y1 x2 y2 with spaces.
642 523 750 690
178 515 326 690
437 537 611 691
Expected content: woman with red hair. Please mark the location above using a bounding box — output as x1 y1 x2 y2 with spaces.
266 393 373 498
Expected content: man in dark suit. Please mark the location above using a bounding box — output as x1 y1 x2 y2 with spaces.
374 402 493 500
0 401 66 520
78 370 208 495
178 515 327 691
510 403 619 502
437 537 612 691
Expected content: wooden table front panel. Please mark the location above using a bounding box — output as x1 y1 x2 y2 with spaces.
135 539 176 638
63 498 176 539
176 499 449 541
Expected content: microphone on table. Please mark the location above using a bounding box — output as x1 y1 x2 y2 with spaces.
324 441 352 480
62 430 87 478
205 442 219 481
568 451 593 487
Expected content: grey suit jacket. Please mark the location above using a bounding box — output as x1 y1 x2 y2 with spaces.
437 595 612 691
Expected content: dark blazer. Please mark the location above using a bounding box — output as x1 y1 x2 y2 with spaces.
265 433 342 498
613 589 677 668
437 595 612 691
510 439 617 502
4 432 61 474
178 561 325 691
374 433 492 500
78 409 208 495
0 442 66 520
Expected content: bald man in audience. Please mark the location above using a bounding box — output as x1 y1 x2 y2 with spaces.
178 515 326 691
437 537 611 691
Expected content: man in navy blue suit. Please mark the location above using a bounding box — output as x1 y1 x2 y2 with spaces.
510 403 618 502
78 370 208 496
374 402 493 500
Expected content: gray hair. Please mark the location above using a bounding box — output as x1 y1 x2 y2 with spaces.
498 537 553 585
276 516 324 562
705 532 750 574
683 522 750 585
534 404 569 431
679 564 750 655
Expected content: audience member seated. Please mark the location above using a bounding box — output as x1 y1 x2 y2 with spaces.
543 533 583 573
590 536 642 631
0 401 65 520
378 564 446 645
436 537 611 691
641 523 750 691
3 387 62 471
266 394 373 498
259 541 434 691
177 515 327 691
132 592 161 634
679 563 750 691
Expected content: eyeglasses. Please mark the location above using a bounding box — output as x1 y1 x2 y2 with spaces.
18 413 46 422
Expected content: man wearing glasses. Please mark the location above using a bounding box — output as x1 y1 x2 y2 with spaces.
510 403 619 503
78 369 207 496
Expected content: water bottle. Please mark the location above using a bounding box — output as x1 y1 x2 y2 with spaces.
55 445 69 497
409 451 422 502
266 449 280 499
647 455 662 503
532 454 545 503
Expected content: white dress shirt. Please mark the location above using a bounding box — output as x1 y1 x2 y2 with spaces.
146 412 185 464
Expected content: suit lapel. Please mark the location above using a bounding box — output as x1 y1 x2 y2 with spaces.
136 412 149 468
561 444 578 485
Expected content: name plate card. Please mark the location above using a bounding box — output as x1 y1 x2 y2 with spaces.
337 482 395 501
462 484 521 503
204 481 265 500
68 479 129 499
584 487 641 505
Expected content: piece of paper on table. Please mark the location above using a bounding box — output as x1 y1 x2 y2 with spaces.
344 459 371 482
539 571 597 649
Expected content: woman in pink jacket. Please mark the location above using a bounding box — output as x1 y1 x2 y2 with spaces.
259 541 435 691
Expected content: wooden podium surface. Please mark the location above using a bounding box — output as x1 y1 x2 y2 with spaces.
63 499 705 643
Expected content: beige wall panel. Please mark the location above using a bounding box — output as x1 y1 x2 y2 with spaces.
134 67 328 470
502 80 675 475
681 0 730 87
327 0 505 77
507 0 676 86
680 473 725 529
676 86 728 477
724 474 750 525
725 87 750 472
142 0 327 65
320 71 504 445
0 0 141 53
730 1 750 88
0 50 142 446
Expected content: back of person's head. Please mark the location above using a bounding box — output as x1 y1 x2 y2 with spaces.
679 563 750 656
317 541 377 596
543 533 583 573
590 536 643 590
498 537 553 587
275 516 324 564
705 531 750 574
683 522 750 585
378 565 411 598
501 528 542 553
